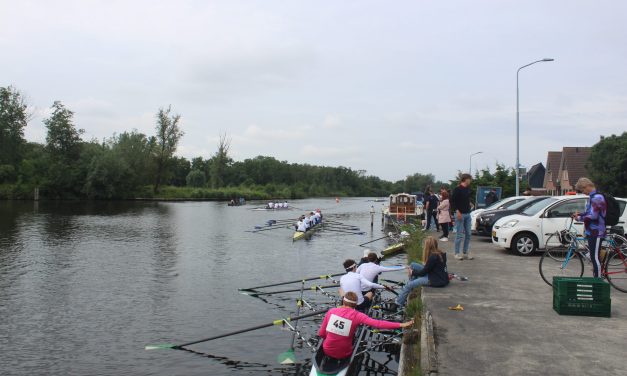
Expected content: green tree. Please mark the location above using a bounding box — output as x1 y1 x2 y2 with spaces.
0 86 30 181
45 101 84 161
186 169 206 187
153 106 183 193
588 132 627 196
210 133 232 188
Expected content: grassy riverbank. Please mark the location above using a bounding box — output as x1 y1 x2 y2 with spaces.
400 225 426 376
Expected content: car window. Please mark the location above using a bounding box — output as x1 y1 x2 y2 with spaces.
546 199 587 218
619 200 626 216
498 198 524 209
522 198 558 216
508 198 538 209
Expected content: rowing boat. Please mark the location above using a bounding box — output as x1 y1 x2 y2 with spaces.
293 222 323 241
381 242 405 257
308 291 382 375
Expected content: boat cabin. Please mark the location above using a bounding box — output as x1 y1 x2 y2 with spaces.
387 193 418 218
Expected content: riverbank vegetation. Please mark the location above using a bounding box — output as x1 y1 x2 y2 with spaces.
399 225 425 376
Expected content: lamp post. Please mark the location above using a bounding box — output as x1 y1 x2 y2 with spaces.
516 58 554 196
469 151 483 175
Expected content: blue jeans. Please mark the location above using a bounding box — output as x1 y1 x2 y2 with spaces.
396 262 429 306
454 213 471 255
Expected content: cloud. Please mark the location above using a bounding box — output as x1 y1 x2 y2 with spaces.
322 114 342 129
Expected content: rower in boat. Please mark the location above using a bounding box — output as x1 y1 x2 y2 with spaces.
284 201 289 208
358 252 406 285
296 216 307 232
312 291 414 374
267 202 275 209
339 259 391 312
303 213 312 230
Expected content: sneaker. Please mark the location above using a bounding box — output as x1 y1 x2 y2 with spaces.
440 237 448 242
454 254 463 260
463 253 474 260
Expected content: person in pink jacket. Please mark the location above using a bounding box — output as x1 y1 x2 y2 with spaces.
318 291 414 360
437 190 452 241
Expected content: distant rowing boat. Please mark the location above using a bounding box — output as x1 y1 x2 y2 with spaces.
251 207 292 211
293 222 323 241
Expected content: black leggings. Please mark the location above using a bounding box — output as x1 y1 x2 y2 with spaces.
588 236 604 278
440 221 450 238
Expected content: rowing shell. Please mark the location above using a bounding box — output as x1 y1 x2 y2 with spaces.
293 222 323 241
381 242 405 257
308 291 382 376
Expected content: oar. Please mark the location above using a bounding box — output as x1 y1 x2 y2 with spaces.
323 228 366 235
238 273 344 291
243 284 340 297
324 225 360 231
246 226 291 233
380 278 406 286
359 235 390 247
145 308 329 350
277 281 305 364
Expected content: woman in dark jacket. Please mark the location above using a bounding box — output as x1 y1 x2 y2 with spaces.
395 236 449 306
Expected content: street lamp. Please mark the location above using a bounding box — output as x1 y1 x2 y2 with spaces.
516 58 554 196
469 151 483 175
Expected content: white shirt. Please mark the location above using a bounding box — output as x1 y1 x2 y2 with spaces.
303 217 311 228
357 263 405 290
284 202 289 208
297 221 307 232
340 271 384 305
268 202 274 208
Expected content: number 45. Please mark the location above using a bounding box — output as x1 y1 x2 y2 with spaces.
333 320 345 329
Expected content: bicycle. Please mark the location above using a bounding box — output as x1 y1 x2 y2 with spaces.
539 218 627 292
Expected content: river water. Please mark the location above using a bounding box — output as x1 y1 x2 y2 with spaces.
0 198 406 376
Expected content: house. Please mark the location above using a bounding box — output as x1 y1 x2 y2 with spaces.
542 147 592 195
543 151 563 195
557 147 591 195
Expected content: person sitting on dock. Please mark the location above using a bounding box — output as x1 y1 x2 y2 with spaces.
318 291 414 361
358 252 406 286
339 259 391 312
395 236 449 308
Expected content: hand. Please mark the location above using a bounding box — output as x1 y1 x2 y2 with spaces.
571 211 579 220
400 319 415 328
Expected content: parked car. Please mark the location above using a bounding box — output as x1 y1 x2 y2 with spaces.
471 196 530 234
475 196 551 236
492 195 627 256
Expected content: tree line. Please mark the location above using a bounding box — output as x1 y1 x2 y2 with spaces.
3 85 622 200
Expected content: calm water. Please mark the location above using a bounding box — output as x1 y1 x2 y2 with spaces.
0 198 405 376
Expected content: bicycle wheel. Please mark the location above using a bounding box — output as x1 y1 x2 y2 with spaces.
539 247 584 286
605 250 627 293
544 232 563 250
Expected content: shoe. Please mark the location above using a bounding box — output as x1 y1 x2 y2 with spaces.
454 254 463 260
440 237 448 242
463 253 474 260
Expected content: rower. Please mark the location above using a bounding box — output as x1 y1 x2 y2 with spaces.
296 216 307 232
284 201 289 208
303 214 312 229
267 202 274 209
317 291 414 362
310 211 318 225
339 259 390 312
314 209 322 223
358 252 405 286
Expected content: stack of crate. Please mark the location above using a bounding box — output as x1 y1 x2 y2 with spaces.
553 277 611 317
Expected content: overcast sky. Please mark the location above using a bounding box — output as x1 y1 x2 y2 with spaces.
1 1 626 182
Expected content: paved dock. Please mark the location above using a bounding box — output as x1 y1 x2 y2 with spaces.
421 234 627 376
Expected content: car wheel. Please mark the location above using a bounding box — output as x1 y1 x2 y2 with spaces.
511 233 537 256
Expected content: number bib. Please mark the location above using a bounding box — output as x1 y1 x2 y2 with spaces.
326 314 352 337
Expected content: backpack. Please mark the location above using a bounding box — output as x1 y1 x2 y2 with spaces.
599 191 620 227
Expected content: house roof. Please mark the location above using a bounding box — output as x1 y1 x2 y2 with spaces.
527 163 545 177
542 151 562 188
558 147 591 188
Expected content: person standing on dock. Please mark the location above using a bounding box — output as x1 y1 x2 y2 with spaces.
451 173 473 260
424 190 440 231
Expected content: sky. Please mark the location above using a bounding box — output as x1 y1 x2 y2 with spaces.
1 0 626 182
